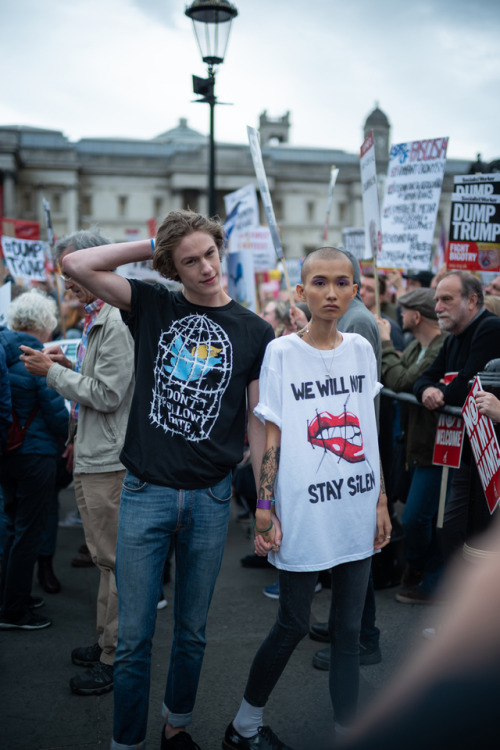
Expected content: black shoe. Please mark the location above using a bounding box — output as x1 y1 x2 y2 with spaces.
359 643 382 665
37 555 61 594
309 621 329 643
161 728 201 749
400 564 425 589
71 642 103 666
240 554 272 569
70 661 113 695
312 645 382 670
29 596 45 609
312 647 330 671
0 612 52 630
222 723 295 749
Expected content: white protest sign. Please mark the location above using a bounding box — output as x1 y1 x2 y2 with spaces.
247 126 284 260
342 228 368 261
115 261 172 286
2 236 49 282
323 166 339 242
0 281 12 326
234 227 276 272
360 131 382 259
379 137 448 270
224 184 260 236
227 251 257 312
48 338 82 364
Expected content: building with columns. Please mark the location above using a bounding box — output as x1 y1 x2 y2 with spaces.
0 106 489 261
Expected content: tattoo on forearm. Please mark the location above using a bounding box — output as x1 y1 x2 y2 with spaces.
379 460 387 495
259 445 280 497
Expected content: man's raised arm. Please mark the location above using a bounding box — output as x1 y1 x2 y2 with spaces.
62 239 154 312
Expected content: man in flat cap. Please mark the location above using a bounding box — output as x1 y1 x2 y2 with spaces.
402 270 435 290
377 288 448 604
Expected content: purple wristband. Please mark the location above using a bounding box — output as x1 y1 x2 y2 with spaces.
256 498 273 510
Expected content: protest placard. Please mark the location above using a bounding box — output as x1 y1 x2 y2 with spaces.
234 227 276 272
342 228 368 261
0 281 12 326
115 260 168 285
379 137 448 270
432 413 465 469
433 370 465 468
462 376 500 514
227 251 257 312
323 166 339 242
1 236 48 282
1 218 40 240
50 338 82 364
446 173 500 273
247 126 284 261
360 131 382 260
224 184 260 237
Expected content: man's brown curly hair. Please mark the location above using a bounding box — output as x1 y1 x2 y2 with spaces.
152 210 225 281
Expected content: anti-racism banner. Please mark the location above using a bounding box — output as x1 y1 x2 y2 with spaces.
379 137 448 270
1 236 48 282
432 413 465 468
432 370 465 468
342 228 368 261
446 173 500 273
462 376 500 514
360 131 382 260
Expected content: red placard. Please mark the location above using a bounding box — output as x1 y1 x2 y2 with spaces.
432 413 465 468
432 371 465 468
462 377 500 514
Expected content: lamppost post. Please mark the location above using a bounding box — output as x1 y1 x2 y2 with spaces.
185 0 238 218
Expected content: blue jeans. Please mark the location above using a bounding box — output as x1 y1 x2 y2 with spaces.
402 465 444 596
244 557 372 726
111 471 232 750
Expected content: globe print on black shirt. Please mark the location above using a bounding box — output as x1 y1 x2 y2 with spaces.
150 314 233 442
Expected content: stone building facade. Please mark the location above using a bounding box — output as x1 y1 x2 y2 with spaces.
0 106 483 261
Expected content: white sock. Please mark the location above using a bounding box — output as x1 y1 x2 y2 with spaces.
233 698 265 738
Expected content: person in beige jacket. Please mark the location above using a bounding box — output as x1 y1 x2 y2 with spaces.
20 229 134 696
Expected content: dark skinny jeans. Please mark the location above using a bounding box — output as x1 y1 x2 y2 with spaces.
244 557 372 725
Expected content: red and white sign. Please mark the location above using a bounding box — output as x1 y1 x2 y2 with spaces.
446 173 500 273
462 376 500 514
432 370 465 468
432 413 465 468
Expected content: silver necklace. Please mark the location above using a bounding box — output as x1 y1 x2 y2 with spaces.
305 327 339 378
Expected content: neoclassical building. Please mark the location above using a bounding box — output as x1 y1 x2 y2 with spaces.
0 106 489 260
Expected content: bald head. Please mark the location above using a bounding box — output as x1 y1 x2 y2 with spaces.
301 247 354 284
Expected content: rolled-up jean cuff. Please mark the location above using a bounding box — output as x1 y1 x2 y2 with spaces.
110 738 146 750
162 703 193 728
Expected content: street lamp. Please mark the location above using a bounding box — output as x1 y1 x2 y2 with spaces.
185 0 238 218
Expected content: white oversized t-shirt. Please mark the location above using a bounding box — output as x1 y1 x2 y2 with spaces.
255 332 382 571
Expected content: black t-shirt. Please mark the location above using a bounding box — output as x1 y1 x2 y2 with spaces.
120 280 274 488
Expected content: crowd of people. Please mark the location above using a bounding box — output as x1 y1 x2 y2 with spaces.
1 209 499 750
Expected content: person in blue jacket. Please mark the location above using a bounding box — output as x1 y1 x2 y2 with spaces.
0 289 68 631
0 341 12 449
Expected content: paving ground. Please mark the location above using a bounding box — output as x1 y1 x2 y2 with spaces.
0 487 443 750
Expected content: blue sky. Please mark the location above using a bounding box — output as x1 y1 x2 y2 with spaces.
2 0 499 161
